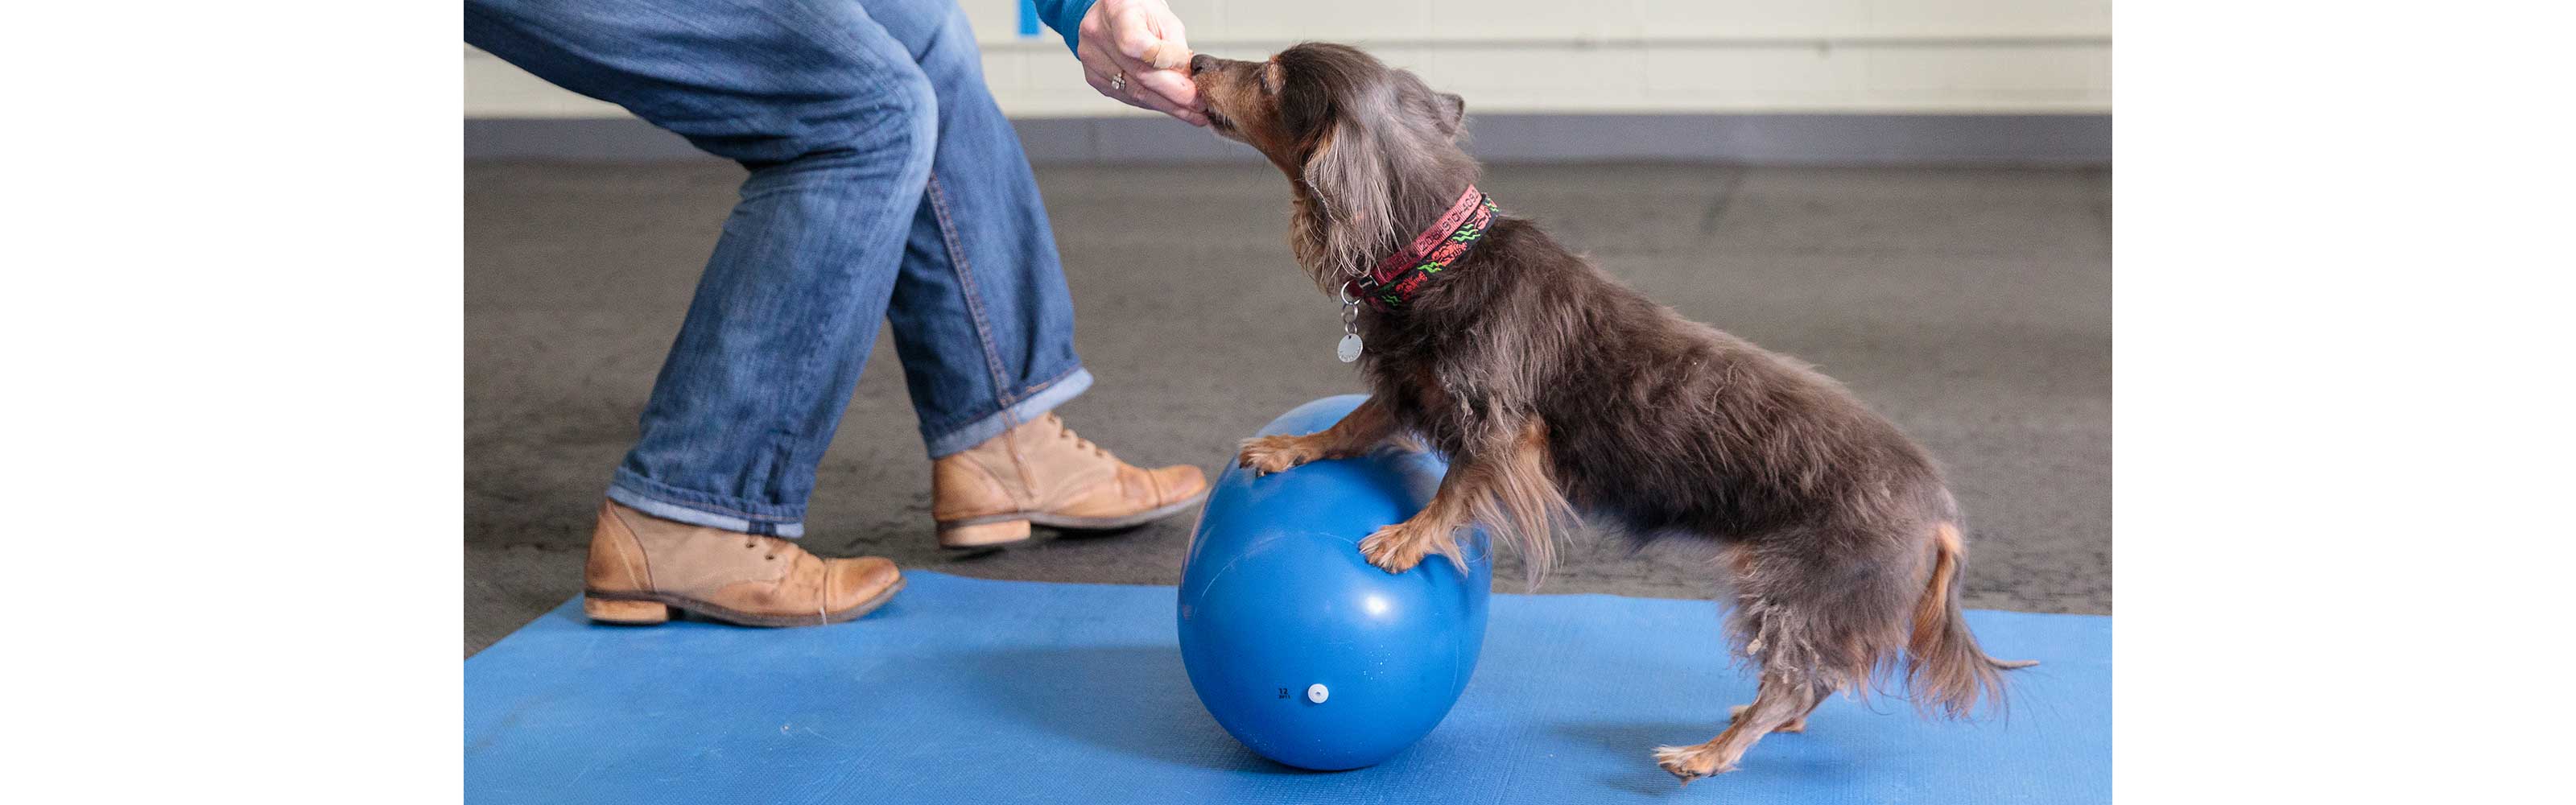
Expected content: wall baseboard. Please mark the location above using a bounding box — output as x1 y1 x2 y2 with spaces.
464 114 2107 165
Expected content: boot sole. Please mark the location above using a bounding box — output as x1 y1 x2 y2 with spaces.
582 574 906 628
935 490 1210 550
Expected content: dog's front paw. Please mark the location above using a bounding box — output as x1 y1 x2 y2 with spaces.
1236 434 1321 476
1358 523 1433 573
1652 743 1728 785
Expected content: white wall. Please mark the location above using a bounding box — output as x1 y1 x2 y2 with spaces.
464 0 2109 118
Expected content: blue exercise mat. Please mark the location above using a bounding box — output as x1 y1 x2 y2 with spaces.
467 572 2107 803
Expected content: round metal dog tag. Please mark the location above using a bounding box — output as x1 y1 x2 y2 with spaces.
1335 332 1363 363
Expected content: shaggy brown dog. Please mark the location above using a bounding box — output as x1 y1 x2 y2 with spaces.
1190 43 2037 783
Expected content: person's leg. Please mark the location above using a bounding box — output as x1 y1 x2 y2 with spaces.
466 0 926 623
856 0 1208 549
861 0 1087 456
468 0 935 538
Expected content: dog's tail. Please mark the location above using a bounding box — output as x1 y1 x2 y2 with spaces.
1905 522 2038 719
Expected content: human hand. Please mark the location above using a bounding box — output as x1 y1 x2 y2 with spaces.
1074 0 1204 126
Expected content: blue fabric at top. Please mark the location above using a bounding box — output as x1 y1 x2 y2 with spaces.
1030 0 1097 52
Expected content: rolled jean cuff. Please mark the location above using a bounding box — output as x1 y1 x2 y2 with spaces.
923 367 1093 458
605 475 806 539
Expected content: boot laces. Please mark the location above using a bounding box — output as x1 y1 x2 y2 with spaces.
1046 415 1112 460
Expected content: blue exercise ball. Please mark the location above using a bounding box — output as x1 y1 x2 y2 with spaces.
1176 394 1492 770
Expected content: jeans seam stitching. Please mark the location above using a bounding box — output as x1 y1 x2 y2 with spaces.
926 176 1019 411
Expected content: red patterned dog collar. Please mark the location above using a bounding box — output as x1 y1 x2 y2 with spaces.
1345 185 1497 312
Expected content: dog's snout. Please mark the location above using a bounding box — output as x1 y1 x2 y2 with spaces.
1190 53 1215 75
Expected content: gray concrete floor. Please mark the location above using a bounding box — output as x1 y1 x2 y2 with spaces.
466 161 2111 657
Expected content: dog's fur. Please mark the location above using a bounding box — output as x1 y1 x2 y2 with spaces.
1193 43 2037 783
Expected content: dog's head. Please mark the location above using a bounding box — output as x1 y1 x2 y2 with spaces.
1189 43 1474 288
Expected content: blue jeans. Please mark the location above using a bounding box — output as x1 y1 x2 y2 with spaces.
467 0 1089 537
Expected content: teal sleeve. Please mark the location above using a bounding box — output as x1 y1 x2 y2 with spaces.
1030 0 1099 53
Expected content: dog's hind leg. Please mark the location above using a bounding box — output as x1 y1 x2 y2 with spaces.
1654 674 1822 783
1732 686 1830 733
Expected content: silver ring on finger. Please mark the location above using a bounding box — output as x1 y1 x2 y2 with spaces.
1109 72 1128 93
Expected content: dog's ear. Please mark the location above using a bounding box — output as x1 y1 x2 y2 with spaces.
1393 68 1466 141
1301 113 1397 281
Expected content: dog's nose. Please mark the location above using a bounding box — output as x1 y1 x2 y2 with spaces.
1190 53 1214 75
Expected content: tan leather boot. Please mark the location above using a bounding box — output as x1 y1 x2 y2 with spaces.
931 414 1209 548
582 500 903 626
